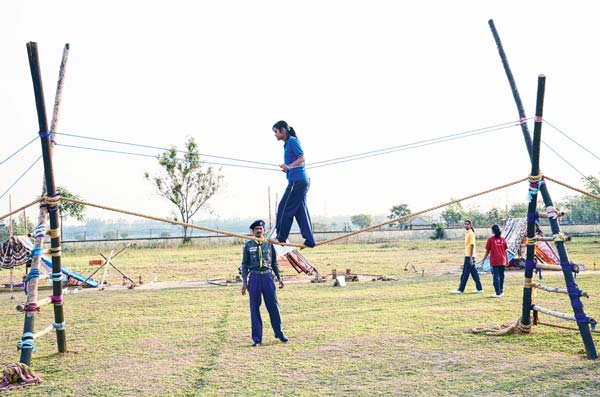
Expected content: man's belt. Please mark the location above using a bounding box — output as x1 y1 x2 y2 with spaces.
250 269 271 275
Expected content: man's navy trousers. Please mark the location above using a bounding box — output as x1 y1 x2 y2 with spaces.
248 271 284 344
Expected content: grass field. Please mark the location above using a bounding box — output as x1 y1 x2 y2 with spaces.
1 238 600 396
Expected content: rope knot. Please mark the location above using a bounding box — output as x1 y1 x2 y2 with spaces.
528 173 544 183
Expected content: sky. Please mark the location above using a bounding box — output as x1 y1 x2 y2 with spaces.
1 1 599 226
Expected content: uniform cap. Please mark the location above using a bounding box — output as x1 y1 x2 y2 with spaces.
249 219 265 230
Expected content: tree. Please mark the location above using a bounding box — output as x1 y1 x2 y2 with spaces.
0 222 8 241
388 203 411 228
485 208 503 225
430 223 447 240
440 201 464 227
508 203 528 218
13 213 33 235
145 137 223 242
57 186 86 240
351 214 372 229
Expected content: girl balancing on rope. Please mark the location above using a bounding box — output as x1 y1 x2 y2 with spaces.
269 120 316 248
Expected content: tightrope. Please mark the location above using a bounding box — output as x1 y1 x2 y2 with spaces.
57 196 304 248
545 176 600 201
315 177 528 246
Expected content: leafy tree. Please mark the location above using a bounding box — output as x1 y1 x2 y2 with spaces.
485 208 503 225
464 207 488 228
57 186 86 222
0 222 8 241
56 186 86 239
145 137 223 243
440 201 464 227
583 175 600 195
508 203 528 218
388 203 411 228
351 214 372 229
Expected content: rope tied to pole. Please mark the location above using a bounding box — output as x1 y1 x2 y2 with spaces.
38 131 51 139
51 272 62 282
47 228 60 238
42 194 61 213
49 295 63 305
43 247 61 257
528 173 544 183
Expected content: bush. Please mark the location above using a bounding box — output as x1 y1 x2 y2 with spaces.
430 224 447 240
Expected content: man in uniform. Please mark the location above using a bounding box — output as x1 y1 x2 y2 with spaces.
241 219 288 346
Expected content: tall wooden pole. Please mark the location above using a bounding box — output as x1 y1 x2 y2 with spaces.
8 195 14 235
21 42 68 366
488 19 533 161
521 75 545 328
268 186 272 230
489 21 597 359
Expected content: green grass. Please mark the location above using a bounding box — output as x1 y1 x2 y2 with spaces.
1 238 600 396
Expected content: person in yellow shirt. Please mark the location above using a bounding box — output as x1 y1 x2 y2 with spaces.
450 219 483 294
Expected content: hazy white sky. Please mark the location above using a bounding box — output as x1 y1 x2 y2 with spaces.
2 1 599 225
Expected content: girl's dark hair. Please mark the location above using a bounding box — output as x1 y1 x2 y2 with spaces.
465 219 475 234
272 120 297 139
492 224 501 238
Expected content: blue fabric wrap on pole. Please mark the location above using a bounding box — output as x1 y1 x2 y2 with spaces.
525 259 537 270
527 212 539 223
24 269 41 294
51 272 62 282
31 247 43 257
34 225 46 238
19 332 36 351
528 181 543 202
27 269 40 280
52 322 67 331
38 131 50 139
575 312 590 325
566 282 583 298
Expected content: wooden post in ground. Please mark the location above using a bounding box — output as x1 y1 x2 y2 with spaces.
521 75 545 330
490 22 598 359
20 42 68 366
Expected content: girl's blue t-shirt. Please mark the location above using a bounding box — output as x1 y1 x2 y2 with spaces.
284 137 308 182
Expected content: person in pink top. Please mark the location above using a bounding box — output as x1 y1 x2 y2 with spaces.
480 224 509 298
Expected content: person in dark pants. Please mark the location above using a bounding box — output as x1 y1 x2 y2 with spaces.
480 224 509 298
241 219 288 346
270 120 316 248
450 219 483 294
